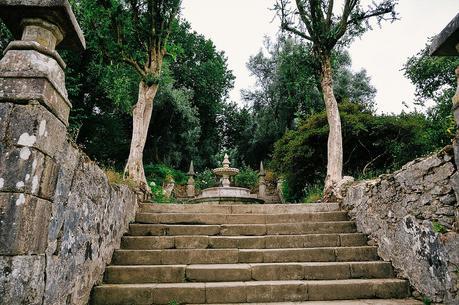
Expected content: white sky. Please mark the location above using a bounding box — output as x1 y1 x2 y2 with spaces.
182 0 459 114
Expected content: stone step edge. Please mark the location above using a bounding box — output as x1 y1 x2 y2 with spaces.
114 246 378 253
120 233 367 250
188 300 423 305
95 278 408 286
106 261 391 268
92 279 410 304
140 203 340 213
104 261 394 283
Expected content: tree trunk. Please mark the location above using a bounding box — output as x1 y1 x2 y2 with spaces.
320 54 343 199
125 81 159 189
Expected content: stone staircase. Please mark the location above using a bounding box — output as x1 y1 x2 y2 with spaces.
91 203 422 305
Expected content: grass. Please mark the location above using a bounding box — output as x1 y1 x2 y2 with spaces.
104 168 137 189
302 183 323 203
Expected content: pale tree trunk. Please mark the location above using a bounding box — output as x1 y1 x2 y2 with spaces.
320 54 343 199
125 81 159 189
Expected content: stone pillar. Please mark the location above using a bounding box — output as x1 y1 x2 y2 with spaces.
258 161 266 199
453 67 459 167
0 2 85 304
187 161 196 198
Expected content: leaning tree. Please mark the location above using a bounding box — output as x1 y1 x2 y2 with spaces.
275 0 397 198
82 0 182 188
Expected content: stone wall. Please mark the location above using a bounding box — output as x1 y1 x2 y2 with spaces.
0 103 138 305
342 146 459 304
0 3 140 305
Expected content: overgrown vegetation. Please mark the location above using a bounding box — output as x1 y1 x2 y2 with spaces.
234 166 258 189
195 169 218 191
104 168 137 189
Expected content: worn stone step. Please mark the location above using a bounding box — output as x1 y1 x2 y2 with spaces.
135 211 349 225
91 279 410 304
112 246 378 265
139 203 340 214
190 300 423 305
128 221 357 236
120 233 367 250
104 261 393 284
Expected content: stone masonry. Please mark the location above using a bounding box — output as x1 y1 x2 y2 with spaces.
342 148 459 304
0 2 138 305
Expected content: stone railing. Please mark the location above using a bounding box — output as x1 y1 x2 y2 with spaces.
0 2 139 305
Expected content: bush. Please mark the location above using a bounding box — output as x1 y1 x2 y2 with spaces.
234 166 258 189
195 169 218 191
272 102 435 201
144 163 187 186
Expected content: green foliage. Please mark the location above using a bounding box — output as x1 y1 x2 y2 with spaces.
168 300 180 305
303 183 323 203
195 169 218 191
231 36 376 168
144 163 187 186
0 21 12 53
404 45 459 148
62 2 234 171
234 166 258 189
422 296 432 305
272 102 436 201
432 221 447 234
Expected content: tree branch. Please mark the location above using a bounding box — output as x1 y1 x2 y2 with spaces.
326 0 334 26
123 56 146 77
282 23 313 41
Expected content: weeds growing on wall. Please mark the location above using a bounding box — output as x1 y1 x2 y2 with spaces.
104 168 137 189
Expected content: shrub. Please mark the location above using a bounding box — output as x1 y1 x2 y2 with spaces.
195 169 218 191
144 163 187 186
234 166 258 189
272 102 436 201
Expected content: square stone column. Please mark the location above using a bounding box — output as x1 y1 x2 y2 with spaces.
0 0 85 256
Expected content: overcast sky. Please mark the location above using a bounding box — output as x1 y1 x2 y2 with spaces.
182 0 459 114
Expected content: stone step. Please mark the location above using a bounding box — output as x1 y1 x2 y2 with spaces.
120 233 367 250
112 246 378 265
135 211 348 225
104 261 394 284
91 279 410 304
128 221 357 236
140 203 340 214
190 300 423 305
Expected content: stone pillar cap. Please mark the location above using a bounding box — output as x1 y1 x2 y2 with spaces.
0 0 86 51
430 12 459 56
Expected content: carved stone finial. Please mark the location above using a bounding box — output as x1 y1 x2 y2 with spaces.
0 0 86 51
259 161 266 177
222 153 230 168
187 161 195 177
0 0 86 126
187 161 196 198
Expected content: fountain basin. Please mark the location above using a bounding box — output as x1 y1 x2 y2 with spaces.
190 187 265 205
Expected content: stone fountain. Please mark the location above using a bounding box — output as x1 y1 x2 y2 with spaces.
190 154 264 204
